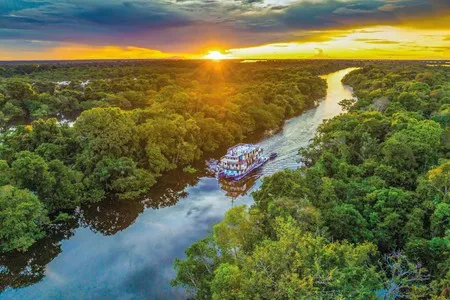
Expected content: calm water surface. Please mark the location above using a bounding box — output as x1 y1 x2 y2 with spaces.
1 68 357 300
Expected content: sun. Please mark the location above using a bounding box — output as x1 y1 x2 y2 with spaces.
204 51 230 61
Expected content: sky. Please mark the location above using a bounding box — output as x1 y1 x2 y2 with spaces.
0 0 449 60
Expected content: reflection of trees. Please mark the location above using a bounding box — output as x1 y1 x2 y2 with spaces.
80 197 145 236
81 161 208 235
143 164 206 209
0 217 78 292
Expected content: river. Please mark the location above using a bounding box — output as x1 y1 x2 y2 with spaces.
0 68 357 299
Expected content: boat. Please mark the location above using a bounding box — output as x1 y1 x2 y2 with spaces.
217 143 268 181
269 152 278 159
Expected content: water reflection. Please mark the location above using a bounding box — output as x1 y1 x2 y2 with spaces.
219 175 260 199
81 158 209 235
0 68 357 299
0 218 78 293
81 199 145 236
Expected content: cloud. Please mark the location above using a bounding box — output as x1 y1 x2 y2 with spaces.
0 0 449 56
377 3 404 12
0 43 187 60
1 1 193 30
74 2 191 30
354 38 401 44
314 48 326 57
333 7 375 15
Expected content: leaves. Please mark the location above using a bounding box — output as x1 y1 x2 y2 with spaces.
0 185 48 252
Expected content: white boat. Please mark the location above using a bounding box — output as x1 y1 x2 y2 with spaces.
217 144 268 181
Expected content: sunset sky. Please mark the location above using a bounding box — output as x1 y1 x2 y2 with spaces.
1 0 449 60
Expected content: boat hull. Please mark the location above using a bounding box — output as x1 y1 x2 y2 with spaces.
218 157 268 181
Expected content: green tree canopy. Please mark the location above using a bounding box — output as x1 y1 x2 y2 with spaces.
0 185 48 252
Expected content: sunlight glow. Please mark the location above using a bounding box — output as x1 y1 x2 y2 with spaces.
204 51 231 61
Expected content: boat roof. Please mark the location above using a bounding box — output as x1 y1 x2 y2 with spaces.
226 144 260 157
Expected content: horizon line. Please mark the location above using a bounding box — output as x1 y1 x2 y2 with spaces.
0 58 449 64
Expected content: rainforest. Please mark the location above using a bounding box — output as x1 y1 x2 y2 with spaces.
0 60 449 299
1 0 450 297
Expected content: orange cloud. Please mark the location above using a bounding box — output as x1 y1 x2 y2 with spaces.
0 45 188 61
225 26 450 60
51 45 193 60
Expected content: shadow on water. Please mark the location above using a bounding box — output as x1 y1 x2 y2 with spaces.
0 68 358 299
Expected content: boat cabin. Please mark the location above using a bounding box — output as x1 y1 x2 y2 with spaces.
219 144 263 177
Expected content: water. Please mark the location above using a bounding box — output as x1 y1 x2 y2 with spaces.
0 68 357 299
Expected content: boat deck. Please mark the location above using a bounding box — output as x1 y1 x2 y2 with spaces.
225 143 259 158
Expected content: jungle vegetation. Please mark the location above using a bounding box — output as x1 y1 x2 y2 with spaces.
172 64 450 299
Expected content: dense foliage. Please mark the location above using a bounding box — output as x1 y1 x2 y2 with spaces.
0 60 339 252
172 64 450 298
0 60 352 125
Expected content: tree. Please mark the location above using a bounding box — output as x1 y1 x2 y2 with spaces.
0 160 11 185
10 151 84 211
90 156 155 199
426 161 450 202
339 98 357 111
211 263 243 300
195 115 232 152
172 236 220 299
213 206 262 260
364 188 412 250
0 111 5 129
387 120 442 171
35 143 65 161
144 143 171 174
11 151 54 198
252 170 305 211
0 185 48 252
2 102 24 120
29 118 61 146
397 92 424 112
45 159 85 211
75 107 139 159
121 91 150 109
266 196 322 233
174 216 382 299
4 80 35 100
379 252 430 299
431 203 450 236
325 203 370 243
140 115 201 170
